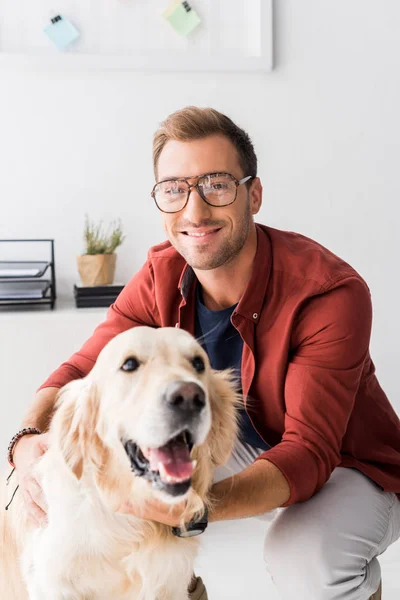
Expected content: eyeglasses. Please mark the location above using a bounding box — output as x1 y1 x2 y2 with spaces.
151 172 253 214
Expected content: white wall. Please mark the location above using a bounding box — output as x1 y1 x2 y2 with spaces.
1 0 399 411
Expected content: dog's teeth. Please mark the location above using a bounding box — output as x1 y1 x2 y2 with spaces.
191 460 197 469
158 462 169 479
157 462 192 484
141 447 150 460
158 463 176 483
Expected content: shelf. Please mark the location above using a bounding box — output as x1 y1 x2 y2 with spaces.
0 280 51 301
0 261 51 279
0 240 56 309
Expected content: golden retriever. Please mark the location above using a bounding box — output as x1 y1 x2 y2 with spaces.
0 326 239 600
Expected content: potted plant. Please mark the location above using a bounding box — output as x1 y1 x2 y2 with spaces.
77 215 125 286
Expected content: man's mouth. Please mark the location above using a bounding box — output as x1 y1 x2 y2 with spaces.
181 227 221 238
123 430 196 497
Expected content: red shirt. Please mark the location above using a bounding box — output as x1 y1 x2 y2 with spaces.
39 224 400 505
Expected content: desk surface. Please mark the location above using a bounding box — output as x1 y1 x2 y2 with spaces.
0 297 108 320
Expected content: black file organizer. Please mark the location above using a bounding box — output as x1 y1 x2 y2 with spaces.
0 239 56 309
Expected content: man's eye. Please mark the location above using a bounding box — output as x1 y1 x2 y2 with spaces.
202 181 228 192
165 188 186 195
121 357 140 372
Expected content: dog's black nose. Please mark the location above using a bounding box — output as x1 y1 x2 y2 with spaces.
163 381 206 414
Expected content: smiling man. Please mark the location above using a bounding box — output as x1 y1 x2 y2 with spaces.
10 107 400 600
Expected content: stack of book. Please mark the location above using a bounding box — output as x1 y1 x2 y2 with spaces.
74 283 125 308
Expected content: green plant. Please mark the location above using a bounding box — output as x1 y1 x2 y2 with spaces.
83 215 126 255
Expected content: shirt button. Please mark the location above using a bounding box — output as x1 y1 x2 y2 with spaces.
253 313 258 320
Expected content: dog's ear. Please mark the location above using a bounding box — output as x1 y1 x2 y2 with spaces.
189 369 240 509
193 370 243 498
206 368 241 467
54 378 102 480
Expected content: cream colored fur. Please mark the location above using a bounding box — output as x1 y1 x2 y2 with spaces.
0 327 239 600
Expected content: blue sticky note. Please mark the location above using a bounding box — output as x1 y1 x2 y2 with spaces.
44 15 80 51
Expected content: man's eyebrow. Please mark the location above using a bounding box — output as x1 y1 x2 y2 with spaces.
158 175 187 180
157 171 230 182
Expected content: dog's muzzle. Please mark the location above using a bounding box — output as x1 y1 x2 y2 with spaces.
123 381 205 497
124 430 195 497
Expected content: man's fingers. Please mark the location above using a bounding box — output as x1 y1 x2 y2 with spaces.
116 497 188 527
37 432 50 454
118 500 136 515
20 473 48 513
27 477 48 513
21 488 47 526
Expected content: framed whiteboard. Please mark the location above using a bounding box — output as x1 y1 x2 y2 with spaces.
0 0 273 72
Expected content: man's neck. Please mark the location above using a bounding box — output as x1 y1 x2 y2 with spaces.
194 226 257 311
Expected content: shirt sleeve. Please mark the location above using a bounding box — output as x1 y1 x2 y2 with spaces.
255 276 373 506
38 259 160 391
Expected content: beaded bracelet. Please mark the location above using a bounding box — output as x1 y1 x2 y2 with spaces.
7 427 41 468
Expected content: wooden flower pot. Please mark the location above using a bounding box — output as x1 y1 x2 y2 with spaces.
77 253 117 287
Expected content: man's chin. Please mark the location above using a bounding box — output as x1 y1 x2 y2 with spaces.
178 249 228 271
170 231 237 270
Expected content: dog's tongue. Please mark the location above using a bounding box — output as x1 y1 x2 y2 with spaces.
147 440 193 483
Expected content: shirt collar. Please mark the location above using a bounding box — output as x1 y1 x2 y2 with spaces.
235 224 271 323
178 224 272 323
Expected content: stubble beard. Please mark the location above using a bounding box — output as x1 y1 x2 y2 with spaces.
175 203 252 271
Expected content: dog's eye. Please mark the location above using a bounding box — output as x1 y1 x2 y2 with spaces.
192 356 205 373
121 357 140 372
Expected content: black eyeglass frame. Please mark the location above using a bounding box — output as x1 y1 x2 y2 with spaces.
151 172 254 214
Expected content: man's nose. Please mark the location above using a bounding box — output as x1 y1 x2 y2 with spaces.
183 186 211 222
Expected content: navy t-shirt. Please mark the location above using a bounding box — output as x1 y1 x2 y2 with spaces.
195 285 269 451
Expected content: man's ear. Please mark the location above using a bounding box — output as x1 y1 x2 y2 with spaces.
250 177 262 215
54 379 101 480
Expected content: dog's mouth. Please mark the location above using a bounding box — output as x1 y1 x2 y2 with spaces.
123 430 196 497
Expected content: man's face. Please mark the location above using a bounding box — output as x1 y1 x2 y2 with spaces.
156 135 261 271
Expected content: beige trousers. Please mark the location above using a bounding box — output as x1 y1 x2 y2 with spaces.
213 440 400 600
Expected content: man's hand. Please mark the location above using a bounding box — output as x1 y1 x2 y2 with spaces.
12 432 50 527
209 459 291 522
117 497 188 528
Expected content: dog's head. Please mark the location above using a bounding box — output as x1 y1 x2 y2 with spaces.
53 327 239 513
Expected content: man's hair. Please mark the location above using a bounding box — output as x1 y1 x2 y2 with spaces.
152 106 257 181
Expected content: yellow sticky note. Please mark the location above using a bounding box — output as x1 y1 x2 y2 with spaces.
163 1 201 37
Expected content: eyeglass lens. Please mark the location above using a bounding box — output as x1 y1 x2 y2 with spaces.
154 173 237 212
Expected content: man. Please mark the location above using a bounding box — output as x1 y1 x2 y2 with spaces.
9 107 400 600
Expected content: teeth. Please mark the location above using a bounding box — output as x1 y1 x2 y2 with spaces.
141 446 150 459
191 460 197 469
158 462 191 484
187 232 207 237
158 463 172 481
